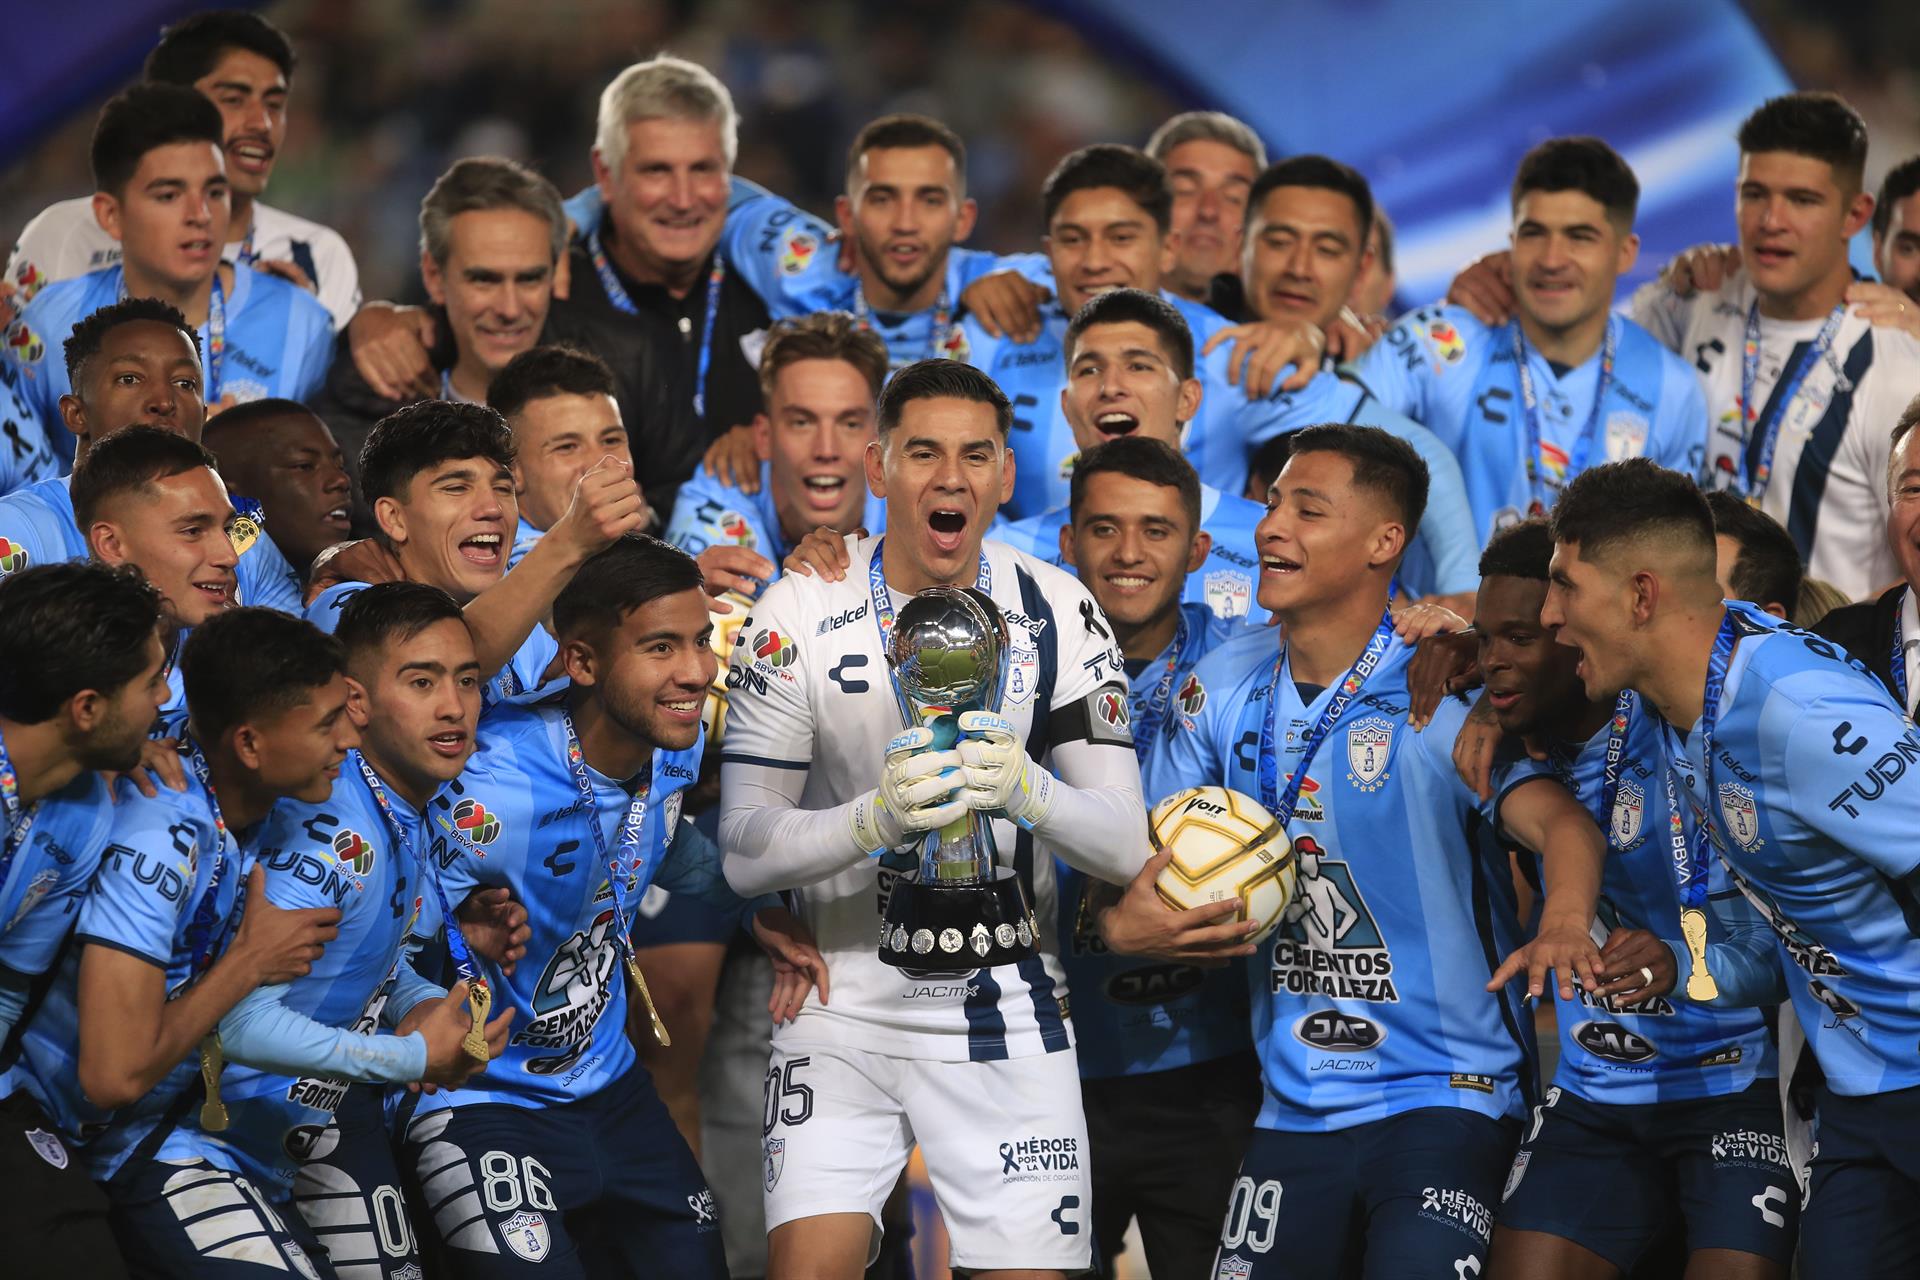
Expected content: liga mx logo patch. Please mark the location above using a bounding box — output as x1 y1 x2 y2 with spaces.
713 510 756 548
939 323 970 363
1421 316 1465 365
453 797 501 845
753 628 796 669
1176 672 1206 717
1718 782 1763 850
332 829 375 875
1097 689 1129 730
4 317 44 365
1346 717 1393 789
778 228 818 276
0 536 27 575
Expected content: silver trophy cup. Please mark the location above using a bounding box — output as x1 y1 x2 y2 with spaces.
877 585 1039 970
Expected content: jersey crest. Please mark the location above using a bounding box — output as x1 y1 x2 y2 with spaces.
6 868 59 929
1608 780 1646 850
1717 782 1763 850
1604 412 1648 461
502 1211 551 1263
1204 570 1251 620
1345 717 1394 789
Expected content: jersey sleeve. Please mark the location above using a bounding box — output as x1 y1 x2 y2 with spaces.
1142 647 1243 805
218 980 428 1083
663 468 774 557
303 581 366 635
308 224 362 330
0 295 68 488
238 531 303 612
73 786 201 968
716 182 842 317
1627 276 1694 354
0 488 73 576
1784 691 1920 880
1346 311 1438 422
0 798 111 976
255 803 356 912
288 296 335 402
0 365 59 496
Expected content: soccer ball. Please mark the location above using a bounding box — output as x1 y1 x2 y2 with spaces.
701 590 756 745
1150 786 1295 942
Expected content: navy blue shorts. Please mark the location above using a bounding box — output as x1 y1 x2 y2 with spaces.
108 1158 335 1279
1496 1080 1797 1270
1799 1081 1920 1280
400 1064 725 1278
288 1084 422 1279
1211 1108 1516 1279
628 821 736 947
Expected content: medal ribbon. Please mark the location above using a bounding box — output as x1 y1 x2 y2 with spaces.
1737 302 1843 499
179 738 240 980
1594 691 1636 850
1132 609 1197 765
1893 587 1910 713
1513 315 1617 511
0 726 39 888
587 226 725 418
1256 607 1396 824
853 284 951 365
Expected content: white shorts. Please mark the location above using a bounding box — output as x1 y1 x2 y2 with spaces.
761 1040 1092 1273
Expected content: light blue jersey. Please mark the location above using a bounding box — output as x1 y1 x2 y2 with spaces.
1350 304 1707 540
1061 602 1250 1078
507 516 541 570
1492 695 1775 1105
158 751 444 1195
406 691 754 1112
664 459 887 576
1657 603 1920 1098
15 767 246 1181
1145 627 1539 1133
0 770 113 1042
997 481 1272 626
0 358 52 495
0 475 302 612
1 263 333 476
305 579 558 705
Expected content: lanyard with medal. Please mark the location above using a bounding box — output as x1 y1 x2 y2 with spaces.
1132 609 1196 766
181 739 242 1131
853 283 951 366
1893 588 1911 714
560 711 672 1046
1591 691 1636 847
356 757 495 1061
1256 606 1397 823
587 225 726 419
1736 301 1844 500
1513 316 1618 516
1671 612 1739 1001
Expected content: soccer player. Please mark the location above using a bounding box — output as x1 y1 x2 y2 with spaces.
0 562 166 1278
1813 399 1920 711
1349 137 1707 542
6 10 361 328
1541 457 1920 1277
994 288 1273 624
1137 424 1610 1279
1447 519 1796 1280
202 399 352 582
1050 434 1259 1278
398 537 822 1276
3 84 333 475
1145 111 1266 305
1350 207 1399 319
0 298 304 611
1873 155 1920 304
6 609 352 1273
1705 490 1803 621
720 359 1150 1279
485 344 635 570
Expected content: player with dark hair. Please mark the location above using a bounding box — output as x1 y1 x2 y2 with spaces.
3 83 333 479
1873 154 1920 303
485 344 634 569
1543 457 1920 1276
1705 490 1804 620
202 399 352 581
1351 136 1707 542
0 561 166 1277
1145 111 1268 304
1132 424 1609 1279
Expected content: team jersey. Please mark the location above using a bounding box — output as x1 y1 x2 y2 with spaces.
305 580 558 704
664 459 887 571
0 475 302 611
0 770 112 992
720 534 1137 1062
508 516 541 570
1655 602 1920 1097
1630 269 1920 599
9 195 363 329
14 768 246 1181
1490 695 1774 1105
0 358 49 495
406 691 744 1113
1349 304 1707 541
159 751 443 1194
947 297 1479 595
1144 627 1538 1133
996 481 1272 626
2 264 334 477
1060 602 1251 1077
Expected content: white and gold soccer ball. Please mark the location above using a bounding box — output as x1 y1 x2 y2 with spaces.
701 590 756 746
1150 786 1295 942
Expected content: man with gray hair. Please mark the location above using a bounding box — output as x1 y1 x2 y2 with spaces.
1145 111 1267 303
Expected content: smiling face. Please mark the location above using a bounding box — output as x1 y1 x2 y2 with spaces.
762 358 877 542
566 587 716 755
1876 187 1920 301
594 116 730 281
211 410 352 572
423 208 555 377
1887 426 1920 594
1047 187 1175 316
1062 471 1207 636
193 47 288 201
88 466 238 628
1243 184 1369 330
1254 449 1401 615
1475 574 1588 737
96 141 231 295
1510 188 1637 337
867 397 1014 589
839 145 976 305
349 616 482 796
1162 137 1258 297
248 673 358 803
1062 319 1201 450
76 630 172 772
510 393 629 534
1540 540 1639 701
374 456 517 602
63 319 207 452
1736 150 1867 309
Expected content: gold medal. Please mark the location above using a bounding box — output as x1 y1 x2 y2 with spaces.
462 981 492 1062
1681 907 1720 1001
625 953 672 1048
198 1034 229 1131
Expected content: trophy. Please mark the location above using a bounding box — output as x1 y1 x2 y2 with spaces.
877 585 1040 971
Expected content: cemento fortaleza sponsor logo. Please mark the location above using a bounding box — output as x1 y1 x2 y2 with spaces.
998 1135 1080 1183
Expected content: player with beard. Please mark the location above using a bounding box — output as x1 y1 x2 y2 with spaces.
1349 138 1707 542
1543 458 1920 1276
1146 112 1266 305
1872 156 1920 306
720 359 1148 1279
0 562 167 1277
0 298 305 610
202 399 353 583
1138 425 1611 1279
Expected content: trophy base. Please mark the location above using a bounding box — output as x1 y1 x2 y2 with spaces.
879 867 1038 971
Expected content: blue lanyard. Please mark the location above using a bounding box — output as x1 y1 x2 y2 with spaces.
1256 607 1396 824
0 727 38 886
1678 611 1741 914
1737 302 1843 499
561 711 651 962
124 270 224 403
1894 588 1911 713
1132 610 1196 765
1593 691 1636 849
1512 315 1617 512
852 284 951 366
587 227 725 419
355 756 484 988
179 740 239 980
866 536 992 730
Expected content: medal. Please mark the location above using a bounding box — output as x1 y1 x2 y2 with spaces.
198 1034 229 1131
1680 906 1719 1000
1671 610 1745 1000
1735 301 1843 499
625 954 672 1048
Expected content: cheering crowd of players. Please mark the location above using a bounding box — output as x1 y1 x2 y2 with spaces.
2 9 1920 1280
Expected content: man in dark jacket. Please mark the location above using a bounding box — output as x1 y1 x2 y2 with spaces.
1814 397 1920 715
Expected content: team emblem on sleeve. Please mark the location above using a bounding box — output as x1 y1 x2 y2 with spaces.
763 1137 785 1190
0 536 28 575
1345 718 1394 789
778 228 818 276
1717 782 1764 851
1420 315 1465 366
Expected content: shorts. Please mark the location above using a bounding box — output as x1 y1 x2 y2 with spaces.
107 1158 333 1279
1497 1081 1797 1270
1799 1081 1920 1280
1212 1108 1516 1280
762 1039 1092 1273
288 1085 422 1280
400 1063 725 1279
0 1089 128 1279
1083 1050 1260 1278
